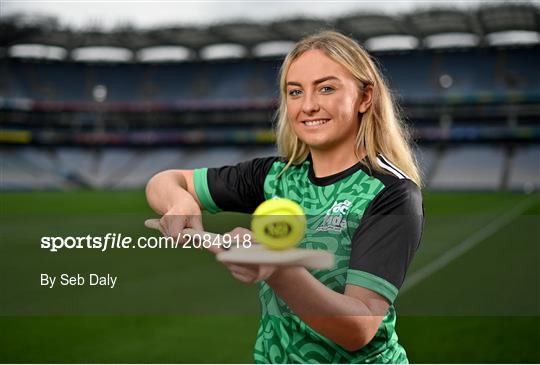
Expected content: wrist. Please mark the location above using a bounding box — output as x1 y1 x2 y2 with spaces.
166 198 201 216
266 266 303 286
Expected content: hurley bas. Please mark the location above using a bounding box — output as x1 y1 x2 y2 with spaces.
41 273 117 289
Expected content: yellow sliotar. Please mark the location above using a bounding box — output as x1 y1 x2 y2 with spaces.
251 198 307 250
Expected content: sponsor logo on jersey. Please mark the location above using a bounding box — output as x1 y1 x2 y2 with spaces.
316 200 352 232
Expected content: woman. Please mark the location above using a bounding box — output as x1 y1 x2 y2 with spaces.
146 31 423 363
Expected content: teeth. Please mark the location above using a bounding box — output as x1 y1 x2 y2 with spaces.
304 119 329 126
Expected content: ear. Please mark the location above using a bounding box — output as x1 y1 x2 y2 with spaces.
358 85 373 114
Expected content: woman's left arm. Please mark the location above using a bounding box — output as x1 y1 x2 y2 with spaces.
267 266 389 351
222 257 387 351
269 179 423 351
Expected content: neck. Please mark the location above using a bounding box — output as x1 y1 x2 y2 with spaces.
310 145 366 178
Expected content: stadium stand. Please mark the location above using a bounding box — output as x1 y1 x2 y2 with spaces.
95 148 139 187
0 148 67 189
429 146 506 190
508 146 540 192
3 145 527 191
503 48 540 101
113 149 187 188
0 146 286 190
1 4 538 191
413 146 438 184
2 48 539 105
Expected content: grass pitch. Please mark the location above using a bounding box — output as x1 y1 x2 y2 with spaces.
0 190 538 363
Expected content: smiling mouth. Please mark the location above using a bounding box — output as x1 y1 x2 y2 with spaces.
302 119 330 126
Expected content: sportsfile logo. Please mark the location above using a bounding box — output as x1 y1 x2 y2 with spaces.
316 200 352 232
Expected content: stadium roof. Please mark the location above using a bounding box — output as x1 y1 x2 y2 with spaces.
1 3 539 61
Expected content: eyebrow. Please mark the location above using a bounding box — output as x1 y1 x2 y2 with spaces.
286 76 340 87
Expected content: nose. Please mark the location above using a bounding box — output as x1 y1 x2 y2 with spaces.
301 92 320 115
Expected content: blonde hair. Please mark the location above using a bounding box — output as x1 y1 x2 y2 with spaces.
275 30 422 187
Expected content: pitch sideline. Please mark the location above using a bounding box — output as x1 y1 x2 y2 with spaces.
400 195 537 294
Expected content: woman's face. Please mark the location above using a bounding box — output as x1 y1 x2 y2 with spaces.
285 49 371 152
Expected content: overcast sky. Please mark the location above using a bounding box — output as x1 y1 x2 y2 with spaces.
2 0 490 29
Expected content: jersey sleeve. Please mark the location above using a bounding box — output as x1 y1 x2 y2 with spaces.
346 179 424 303
192 157 279 213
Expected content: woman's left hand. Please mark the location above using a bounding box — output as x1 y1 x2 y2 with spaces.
222 227 279 284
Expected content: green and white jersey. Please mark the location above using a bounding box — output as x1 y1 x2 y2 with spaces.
193 155 423 364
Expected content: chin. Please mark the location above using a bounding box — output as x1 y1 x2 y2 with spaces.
293 131 323 145
298 137 333 150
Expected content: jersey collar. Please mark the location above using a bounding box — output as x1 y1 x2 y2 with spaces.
307 154 371 186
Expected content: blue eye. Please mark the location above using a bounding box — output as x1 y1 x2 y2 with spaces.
288 89 302 97
320 86 334 93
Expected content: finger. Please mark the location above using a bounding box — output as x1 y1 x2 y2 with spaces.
188 231 226 254
255 265 277 282
159 216 170 236
230 269 258 283
227 264 256 277
170 216 188 239
189 215 204 232
206 244 226 255
228 263 260 273
228 227 252 237
226 228 239 236
231 271 254 283
161 215 189 240
147 218 167 237
185 217 215 251
144 219 161 231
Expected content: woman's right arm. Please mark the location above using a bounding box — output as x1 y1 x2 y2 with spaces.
145 169 205 238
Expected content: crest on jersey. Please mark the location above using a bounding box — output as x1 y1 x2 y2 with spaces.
316 200 352 232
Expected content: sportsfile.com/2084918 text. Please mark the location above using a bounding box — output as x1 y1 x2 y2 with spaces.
40 233 253 252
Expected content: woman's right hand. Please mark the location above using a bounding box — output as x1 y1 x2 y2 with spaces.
146 169 203 239
146 169 224 254
156 203 225 255
158 202 203 239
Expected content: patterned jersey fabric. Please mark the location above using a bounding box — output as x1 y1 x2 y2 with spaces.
194 155 423 363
